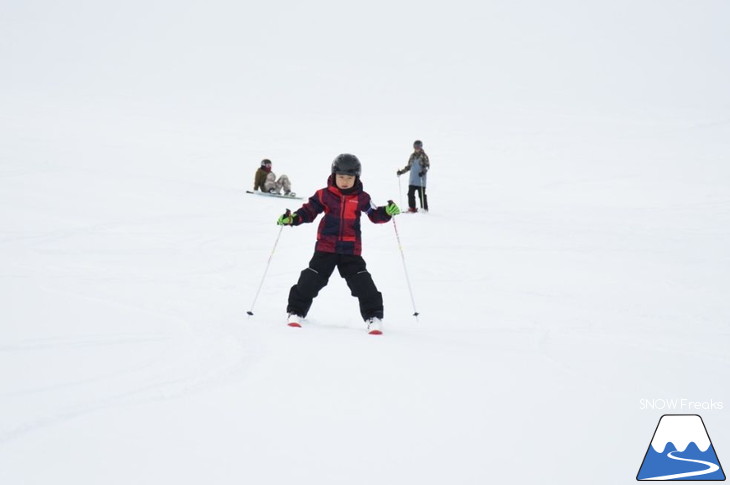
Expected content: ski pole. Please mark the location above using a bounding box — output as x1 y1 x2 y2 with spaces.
418 175 425 210
247 210 289 316
390 206 419 318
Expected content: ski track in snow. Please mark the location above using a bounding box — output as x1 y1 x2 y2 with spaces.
1 226 262 447
0 325 256 446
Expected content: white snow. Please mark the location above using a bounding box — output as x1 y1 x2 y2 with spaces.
2 1 730 484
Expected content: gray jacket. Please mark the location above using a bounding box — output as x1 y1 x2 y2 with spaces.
398 151 430 187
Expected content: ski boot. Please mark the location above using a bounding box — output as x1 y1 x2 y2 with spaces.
366 317 383 335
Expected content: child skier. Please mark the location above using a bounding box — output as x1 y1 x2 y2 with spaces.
396 140 430 212
276 153 401 335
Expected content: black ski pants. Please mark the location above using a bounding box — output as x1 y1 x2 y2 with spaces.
407 185 428 211
287 251 384 321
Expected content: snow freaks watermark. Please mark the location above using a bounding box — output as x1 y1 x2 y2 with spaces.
639 398 724 411
636 414 726 481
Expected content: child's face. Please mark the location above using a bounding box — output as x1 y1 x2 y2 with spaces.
335 174 355 190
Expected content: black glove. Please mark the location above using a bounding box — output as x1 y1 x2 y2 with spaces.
418 171 425 177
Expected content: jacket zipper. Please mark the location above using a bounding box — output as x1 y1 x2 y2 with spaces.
339 194 347 242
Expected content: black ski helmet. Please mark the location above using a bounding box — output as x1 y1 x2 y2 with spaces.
261 158 272 168
413 140 423 149
331 153 361 177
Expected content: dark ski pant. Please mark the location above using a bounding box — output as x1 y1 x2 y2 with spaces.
287 251 384 320
408 185 428 211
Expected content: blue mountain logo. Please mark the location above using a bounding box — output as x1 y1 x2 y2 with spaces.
637 414 725 481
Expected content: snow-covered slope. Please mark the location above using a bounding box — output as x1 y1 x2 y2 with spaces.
2 1 729 484
2 110 728 484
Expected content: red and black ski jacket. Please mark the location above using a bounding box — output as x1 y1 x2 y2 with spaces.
292 175 392 255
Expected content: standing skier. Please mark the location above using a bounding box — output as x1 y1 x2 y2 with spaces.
276 154 401 335
396 140 430 212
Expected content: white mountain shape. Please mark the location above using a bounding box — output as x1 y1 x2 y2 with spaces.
651 415 712 453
